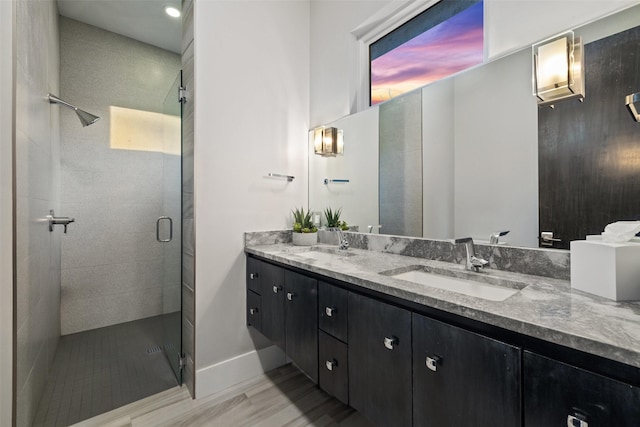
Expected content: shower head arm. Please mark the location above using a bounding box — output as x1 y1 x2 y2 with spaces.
48 94 79 111
47 93 100 127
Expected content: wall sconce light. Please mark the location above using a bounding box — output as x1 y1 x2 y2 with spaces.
625 92 640 122
313 127 344 157
532 31 584 107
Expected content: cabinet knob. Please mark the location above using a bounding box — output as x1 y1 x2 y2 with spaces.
325 306 335 317
249 273 259 280
249 308 258 315
426 355 441 372
287 292 296 301
567 415 589 427
325 359 338 371
272 285 282 294
383 336 398 350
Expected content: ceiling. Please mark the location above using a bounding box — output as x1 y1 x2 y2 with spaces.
56 0 182 54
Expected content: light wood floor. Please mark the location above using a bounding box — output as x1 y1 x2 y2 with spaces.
70 364 374 427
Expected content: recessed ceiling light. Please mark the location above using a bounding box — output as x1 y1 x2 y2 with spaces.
164 6 181 18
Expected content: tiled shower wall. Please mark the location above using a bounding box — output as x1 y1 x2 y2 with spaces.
59 17 181 334
15 0 61 425
181 0 196 397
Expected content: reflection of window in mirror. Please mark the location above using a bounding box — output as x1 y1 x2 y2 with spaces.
370 0 484 106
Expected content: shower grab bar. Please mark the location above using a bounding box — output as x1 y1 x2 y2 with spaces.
156 216 173 243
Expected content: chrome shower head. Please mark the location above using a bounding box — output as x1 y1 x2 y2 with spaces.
48 94 100 127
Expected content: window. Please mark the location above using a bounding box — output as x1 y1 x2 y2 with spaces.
370 0 484 105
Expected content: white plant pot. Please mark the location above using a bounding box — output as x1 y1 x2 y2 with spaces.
292 232 317 246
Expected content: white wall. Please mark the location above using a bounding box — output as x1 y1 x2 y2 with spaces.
194 0 310 398
485 0 640 60
0 1 14 425
309 0 391 127
309 107 380 232
454 48 538 247
422 79 454 240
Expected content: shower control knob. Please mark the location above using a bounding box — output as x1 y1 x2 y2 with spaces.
47 210 75 234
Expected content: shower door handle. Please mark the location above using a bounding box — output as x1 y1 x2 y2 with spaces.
156 216 173 242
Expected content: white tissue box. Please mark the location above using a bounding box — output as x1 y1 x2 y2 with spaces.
571 238 640 301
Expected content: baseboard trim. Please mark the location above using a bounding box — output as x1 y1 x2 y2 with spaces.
194 345 286 398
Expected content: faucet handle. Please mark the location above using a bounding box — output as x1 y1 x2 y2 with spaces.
454 237 473 244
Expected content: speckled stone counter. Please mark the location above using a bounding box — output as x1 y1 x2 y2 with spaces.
244 232 640 370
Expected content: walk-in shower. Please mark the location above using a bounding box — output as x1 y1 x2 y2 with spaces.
48 93 100 127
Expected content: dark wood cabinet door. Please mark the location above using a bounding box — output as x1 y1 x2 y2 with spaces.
285 270 318 383
413 313 521 427
318 281 348 342
260 262 285 350
348 292 412 427
246 290 262 331
524 351 640 427
246 257 261 294
319 331 348 405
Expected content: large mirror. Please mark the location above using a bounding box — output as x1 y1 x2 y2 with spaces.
309 4 640 249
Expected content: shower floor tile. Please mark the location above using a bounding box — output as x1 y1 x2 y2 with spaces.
32 314 179 427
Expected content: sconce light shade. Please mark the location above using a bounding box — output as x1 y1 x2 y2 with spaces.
533 31 584 107
625 92 640 122
313 127 344 156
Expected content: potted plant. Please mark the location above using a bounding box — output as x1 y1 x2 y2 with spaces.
324 207 349 230
292 207 318 246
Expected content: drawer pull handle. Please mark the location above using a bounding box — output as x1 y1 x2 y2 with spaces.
249 308 258 315
249 273 259 279
287 292 296 301
325 306 335 317
426 355 441 372
272 285 282 294
567 415 588 427
383 336 398 350
325 359 337 371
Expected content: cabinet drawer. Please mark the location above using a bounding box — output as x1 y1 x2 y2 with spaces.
246 290 261 331
246 257 261 294
319 331 348 405
318 281 348 342
524 351 640 426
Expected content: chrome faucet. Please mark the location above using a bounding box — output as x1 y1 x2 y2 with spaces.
367 225 382 234
455 237 488 272
489 230 510 245
333 228 349 250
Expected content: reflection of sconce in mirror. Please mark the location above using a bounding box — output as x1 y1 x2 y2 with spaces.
532 31 584 108
625 92 640 122
313 127 344 157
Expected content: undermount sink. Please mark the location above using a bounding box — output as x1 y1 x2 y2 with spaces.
291 246 356 261
380 265 526 302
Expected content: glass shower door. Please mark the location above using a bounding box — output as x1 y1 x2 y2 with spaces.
159 71 183 382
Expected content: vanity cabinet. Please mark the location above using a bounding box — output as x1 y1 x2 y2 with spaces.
348 292 412 427
284 270 318 383
245 258 318 382
318 281 349 404
412 313 521 427
523 351 640 426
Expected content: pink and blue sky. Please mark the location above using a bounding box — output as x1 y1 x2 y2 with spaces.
371 2 484 105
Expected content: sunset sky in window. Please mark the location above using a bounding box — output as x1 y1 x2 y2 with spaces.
371 2 484 105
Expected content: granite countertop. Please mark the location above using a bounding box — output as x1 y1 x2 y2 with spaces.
245 242 640 369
